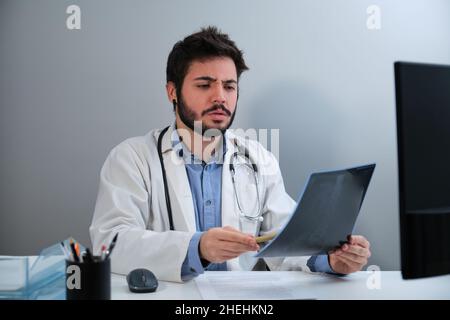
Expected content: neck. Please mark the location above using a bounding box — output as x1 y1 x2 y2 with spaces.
175 117 223 162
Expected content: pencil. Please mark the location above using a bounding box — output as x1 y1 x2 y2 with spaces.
255 231 277 243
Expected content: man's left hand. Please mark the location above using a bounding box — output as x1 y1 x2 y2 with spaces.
328 235 371 274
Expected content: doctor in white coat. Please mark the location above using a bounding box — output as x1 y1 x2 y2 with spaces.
90 26 371 283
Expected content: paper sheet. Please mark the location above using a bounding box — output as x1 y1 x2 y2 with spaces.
194 272 316 300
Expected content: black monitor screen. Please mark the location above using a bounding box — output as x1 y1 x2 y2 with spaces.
395 61 450 279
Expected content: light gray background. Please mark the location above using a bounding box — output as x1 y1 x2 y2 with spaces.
1 0 449 271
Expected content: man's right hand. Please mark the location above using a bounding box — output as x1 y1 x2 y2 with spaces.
199 226 259 263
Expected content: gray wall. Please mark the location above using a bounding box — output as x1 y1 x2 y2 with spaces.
1 0 449 271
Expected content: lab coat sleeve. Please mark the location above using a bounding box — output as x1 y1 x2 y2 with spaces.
257 150 316 273
89 140 194 283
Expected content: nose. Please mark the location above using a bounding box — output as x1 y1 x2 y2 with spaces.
211 84 226 105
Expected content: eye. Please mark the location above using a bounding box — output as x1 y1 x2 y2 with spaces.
225 85 236 91
197 84 210 89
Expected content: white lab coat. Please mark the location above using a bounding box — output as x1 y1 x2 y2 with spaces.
90 124 314 282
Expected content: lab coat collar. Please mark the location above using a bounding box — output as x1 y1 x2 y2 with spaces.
158 124 196 232
159 123 177 154
224 129 239 155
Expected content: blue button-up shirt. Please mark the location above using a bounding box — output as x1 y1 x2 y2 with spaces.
171 130 336 280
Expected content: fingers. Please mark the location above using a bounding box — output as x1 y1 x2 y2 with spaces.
202 245 253 263
217 228 257 248
199 227 259 263
221 241 259 254
222 226 255 239
340 243 371 258
216 227 253 244
333 254 363 272
222 226 239 232
348 235 370 249
219 243 258 261
334 250 368 265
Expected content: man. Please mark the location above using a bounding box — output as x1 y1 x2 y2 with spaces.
90 26 371 282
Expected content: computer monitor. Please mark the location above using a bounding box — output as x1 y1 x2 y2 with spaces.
395 61 450 279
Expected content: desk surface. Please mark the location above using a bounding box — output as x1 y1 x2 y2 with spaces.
111 271 450 300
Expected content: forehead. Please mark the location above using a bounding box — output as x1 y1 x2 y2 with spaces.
184 57 237 81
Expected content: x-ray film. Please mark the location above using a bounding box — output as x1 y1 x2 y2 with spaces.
255 164 375 258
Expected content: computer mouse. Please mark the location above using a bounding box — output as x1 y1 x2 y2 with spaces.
126 268 158 293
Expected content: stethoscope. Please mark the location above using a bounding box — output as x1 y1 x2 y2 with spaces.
157 126 262 231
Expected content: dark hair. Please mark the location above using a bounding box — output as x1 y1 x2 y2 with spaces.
166 26 249 91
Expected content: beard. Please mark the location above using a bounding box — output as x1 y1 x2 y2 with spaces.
176 94 237 137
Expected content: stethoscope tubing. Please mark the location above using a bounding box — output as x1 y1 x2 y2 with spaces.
157 126 262 231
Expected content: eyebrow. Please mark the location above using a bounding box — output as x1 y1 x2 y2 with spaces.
193 76 237 84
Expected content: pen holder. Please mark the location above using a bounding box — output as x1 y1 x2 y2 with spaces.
65 257 111 300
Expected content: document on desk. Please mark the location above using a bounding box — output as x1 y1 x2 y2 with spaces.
256 164 375 258
194 272 316 300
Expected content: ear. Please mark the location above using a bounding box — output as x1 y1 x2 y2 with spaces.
166 81 177 103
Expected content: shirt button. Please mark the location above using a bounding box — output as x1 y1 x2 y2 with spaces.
205 200 212 206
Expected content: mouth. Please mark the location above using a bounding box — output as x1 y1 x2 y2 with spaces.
206 110 229 120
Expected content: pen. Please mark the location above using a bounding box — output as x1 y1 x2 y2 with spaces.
105 232 119 259
69 239 80 262
255 231 277 244
84 248 93 263
101 245 107 260
74 243 81 262
60 242 70 260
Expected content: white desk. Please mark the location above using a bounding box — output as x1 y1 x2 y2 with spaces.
3 257 448 300
111 271 450 300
